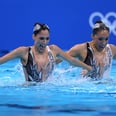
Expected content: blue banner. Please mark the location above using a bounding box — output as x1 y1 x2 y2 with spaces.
0 0 116 50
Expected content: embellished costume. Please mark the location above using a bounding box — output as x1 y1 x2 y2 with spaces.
84 43 112 80
23 46 55 82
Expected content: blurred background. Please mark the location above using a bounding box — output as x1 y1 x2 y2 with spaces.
0 0 116 51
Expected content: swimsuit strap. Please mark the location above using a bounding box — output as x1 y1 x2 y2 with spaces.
47 46 55 63
84 43 93 66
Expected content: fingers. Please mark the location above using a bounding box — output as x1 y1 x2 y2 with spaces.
80 69 89 77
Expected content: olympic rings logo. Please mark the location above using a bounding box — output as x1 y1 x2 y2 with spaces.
89 12 116 36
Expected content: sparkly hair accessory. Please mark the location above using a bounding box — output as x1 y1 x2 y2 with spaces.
33 24 41 32
93 23 101 29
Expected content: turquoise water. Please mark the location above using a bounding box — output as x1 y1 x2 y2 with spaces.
0 59 116 116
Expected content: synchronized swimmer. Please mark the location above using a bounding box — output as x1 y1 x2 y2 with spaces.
1 21 116 83
67 21 116 80
0 22 92 83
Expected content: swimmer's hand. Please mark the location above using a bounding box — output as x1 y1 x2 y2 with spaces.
80 69 88 77
20 81 37 86
87 66 93 72
80 67 93 77
81 62 105 78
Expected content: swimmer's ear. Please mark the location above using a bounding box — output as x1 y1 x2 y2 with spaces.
32 34 36 40
91 34 96 40
91 34 94 40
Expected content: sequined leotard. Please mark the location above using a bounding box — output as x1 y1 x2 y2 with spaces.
23 46 55 82
84 43 112 79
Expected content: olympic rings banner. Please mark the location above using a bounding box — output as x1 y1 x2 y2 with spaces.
89 12 116 36
0 0 116 50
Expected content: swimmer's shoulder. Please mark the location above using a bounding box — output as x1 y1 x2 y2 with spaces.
109 44 116 57
15 46 33 64
109 44 115 50
67 42 88 55
48 44 66 57
11 46 32 61
48 44 60 51
15 46 31 55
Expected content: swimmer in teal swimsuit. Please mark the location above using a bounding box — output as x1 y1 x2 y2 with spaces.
0 22 92 83
67 20 116 80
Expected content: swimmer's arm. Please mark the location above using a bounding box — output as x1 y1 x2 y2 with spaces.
53 45 92 71
66 44 82 57
110 44 116 59
55 44 82 64
55 57 63 64
0 47 25 64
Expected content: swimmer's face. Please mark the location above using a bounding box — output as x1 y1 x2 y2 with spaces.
33 29 50 53
93 30 109 51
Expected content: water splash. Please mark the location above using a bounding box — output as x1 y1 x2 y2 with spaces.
0 59 116 95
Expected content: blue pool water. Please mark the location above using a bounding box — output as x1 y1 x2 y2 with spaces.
0 59 116 116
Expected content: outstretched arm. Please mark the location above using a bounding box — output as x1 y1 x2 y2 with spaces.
55 57 63 64
53 45 92 72
55 44 82 64
0 47 26 65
